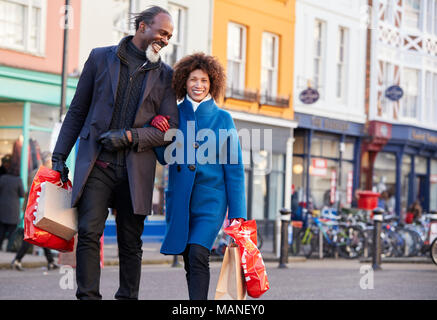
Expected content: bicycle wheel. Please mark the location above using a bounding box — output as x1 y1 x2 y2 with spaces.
431 238 437 266
397 228 419 257
337 226 365 259
293 228 315 258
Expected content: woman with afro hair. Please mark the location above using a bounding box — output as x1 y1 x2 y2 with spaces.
151 53 247 300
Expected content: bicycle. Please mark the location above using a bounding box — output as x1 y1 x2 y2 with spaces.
291 211 365 259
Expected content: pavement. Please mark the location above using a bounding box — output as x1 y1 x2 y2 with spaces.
0 238 433 270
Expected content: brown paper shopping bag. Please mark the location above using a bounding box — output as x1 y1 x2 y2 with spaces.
214 244 247 300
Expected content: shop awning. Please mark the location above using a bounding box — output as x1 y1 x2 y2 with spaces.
0 65 78 106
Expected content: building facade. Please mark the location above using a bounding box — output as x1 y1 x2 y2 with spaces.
212 0 298 251
0 0 81 199
364 0 437 216
292 0 368 213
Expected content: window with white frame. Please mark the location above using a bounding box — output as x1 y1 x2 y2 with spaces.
433 0 437 36
227 22 246 91
313 20 326 97
401 67 420 120
404 0 421 30
113 0 135 43
425 0 434 34
0 0 45 54
425 71 433 124
336 27 348 102
382 61 393 117
261 32 279 97
163 3 186 67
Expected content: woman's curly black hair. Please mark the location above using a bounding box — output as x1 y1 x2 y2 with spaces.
172 52 226 101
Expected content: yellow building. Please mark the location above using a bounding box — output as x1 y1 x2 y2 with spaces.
212 0 298 250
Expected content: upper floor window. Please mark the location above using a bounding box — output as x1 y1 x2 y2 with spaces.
404 0 421 30
425 0 437 35
336 27 348 102
163 3 186 67
401 67 420 120
313 20 326 98
0 0 45 54
261 32 279 98
113 0 135 43
227 22 246 91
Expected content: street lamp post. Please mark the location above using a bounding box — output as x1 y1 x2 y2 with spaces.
59 0 70 122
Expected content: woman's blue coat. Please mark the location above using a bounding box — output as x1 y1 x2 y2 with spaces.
156 98 247 254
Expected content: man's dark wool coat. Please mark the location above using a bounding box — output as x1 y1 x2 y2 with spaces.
53 43 178 215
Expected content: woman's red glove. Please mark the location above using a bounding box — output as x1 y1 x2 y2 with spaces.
150 115 170 132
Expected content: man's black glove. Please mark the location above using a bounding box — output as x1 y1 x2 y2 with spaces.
97 129 131 152
51 152 69 183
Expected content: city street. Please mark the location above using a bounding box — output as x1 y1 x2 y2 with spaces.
0 259 436 300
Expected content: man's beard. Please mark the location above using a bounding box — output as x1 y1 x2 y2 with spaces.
146 44 161 63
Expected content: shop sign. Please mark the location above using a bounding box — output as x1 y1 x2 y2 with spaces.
299 88 320 104
385 85 404 101
310 158 327 176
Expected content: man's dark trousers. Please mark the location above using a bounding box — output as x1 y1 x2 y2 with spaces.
75 163 146 300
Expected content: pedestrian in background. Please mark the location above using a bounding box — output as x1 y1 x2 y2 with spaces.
10 151 59 271
0 154 24 251
154 53 247 300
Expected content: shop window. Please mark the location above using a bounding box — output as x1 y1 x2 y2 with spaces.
292 156 305 201
373 151 396 194
310 134 339 159
342 140 355 161
0 103 23 158
430 159 437 212
267 154 284 220
401 155 412 215
309 159 338 209
293 133 305 155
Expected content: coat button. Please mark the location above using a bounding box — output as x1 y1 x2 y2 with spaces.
193 142 200 149
177 165 181 172
188 165 196 171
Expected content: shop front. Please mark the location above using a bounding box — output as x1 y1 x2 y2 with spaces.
292 113 364 216
371 124 437 217
0 66 78 228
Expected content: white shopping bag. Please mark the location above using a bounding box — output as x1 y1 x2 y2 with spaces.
34 182 78 241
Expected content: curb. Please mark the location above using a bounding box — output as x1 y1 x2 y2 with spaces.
359 257 433 264
0 256 308 270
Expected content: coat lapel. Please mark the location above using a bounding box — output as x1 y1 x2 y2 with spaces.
106 47 120 102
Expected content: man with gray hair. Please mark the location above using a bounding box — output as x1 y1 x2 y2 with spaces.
51 6 178 299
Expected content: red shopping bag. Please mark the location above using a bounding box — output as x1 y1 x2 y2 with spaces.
224 220 270 298
23 166 75 252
